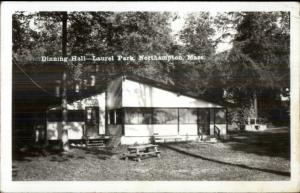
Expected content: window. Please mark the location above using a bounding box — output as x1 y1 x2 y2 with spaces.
116 109 123 124
198 108 210 135
179 109 197 124
153 108 178 124
214 108 226 124
85 107 99 125
107 109 123 125
125 108 152 124
109 110 115 125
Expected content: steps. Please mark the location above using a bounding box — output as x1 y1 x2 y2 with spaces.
85 138 105 147
199 135 218 143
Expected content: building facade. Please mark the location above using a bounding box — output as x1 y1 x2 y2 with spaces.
46 76 227 145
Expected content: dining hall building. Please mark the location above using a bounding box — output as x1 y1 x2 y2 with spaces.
46 75 228 145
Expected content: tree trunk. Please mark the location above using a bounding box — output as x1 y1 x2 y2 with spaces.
61 12 69 151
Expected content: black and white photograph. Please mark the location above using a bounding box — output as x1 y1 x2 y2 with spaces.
1 1 299 192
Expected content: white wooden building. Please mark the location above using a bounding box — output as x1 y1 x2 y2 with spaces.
46 75 227 145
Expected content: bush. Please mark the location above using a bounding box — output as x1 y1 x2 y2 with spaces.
227 107 251 126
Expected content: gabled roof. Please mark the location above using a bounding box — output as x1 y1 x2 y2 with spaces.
120 74 229 107
48 73 231 110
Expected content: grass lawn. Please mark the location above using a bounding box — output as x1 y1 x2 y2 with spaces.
13 127 290 181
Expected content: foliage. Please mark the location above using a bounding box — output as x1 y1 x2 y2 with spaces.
180 12 216 57
12 11 290 124
65 11 176 83
175 13 222 98
217 12 290 123
13 12 63 66
225 12 290 96
13 11 177 90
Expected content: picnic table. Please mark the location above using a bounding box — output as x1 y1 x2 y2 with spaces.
123 144 161 162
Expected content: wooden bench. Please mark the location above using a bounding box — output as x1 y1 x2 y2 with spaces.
122 144 161 162
154 136 183 143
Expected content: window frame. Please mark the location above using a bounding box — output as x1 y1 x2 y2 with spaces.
124 107 153 125
178 108 198 124
152 108 179 125
107 107 227 127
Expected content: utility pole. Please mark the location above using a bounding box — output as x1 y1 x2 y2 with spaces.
61 12 69 151
254 93 258 119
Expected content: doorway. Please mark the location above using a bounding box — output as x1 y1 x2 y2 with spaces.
198 108 210 135
85 107 99 138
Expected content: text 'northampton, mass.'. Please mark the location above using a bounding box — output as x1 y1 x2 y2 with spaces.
41 55 205 63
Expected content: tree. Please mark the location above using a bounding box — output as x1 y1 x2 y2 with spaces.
221 12 290 123
166 12 251 102
12 11 178 149
180 12 216 57
176 12 225 100
61 12 69 151
67 12 176 84
13 11 178 87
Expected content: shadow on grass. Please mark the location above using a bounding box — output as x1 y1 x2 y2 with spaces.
82 147 115 156
12 145 117 163
162 144 290 177
226 130 290 159
50 156 69 162
75 146 116 160
46 147 115 161
12 164 18 178
12 147 53 162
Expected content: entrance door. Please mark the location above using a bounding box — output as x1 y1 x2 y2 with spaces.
198 109 210 135
85 107 99 138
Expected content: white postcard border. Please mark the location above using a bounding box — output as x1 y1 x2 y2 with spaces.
1 1 299 192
